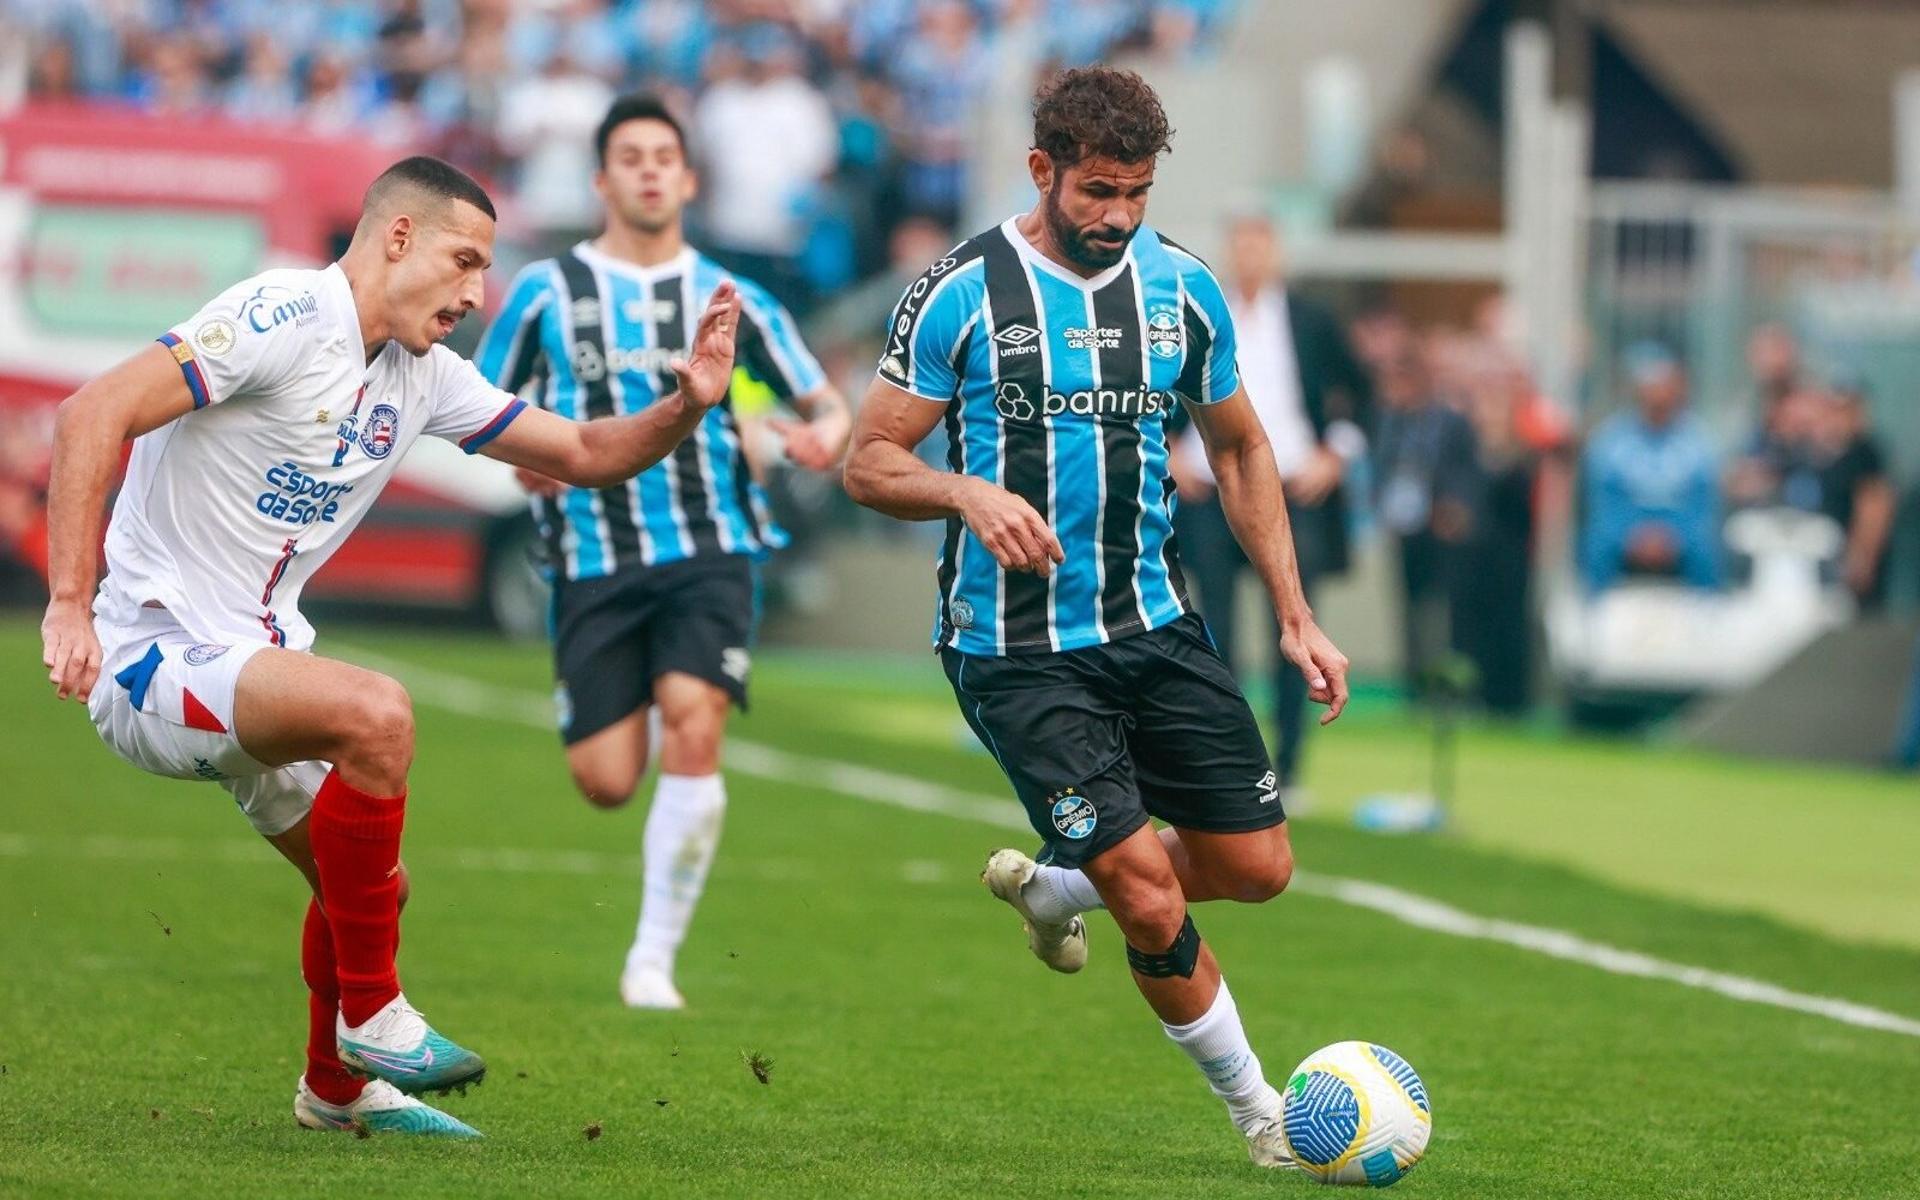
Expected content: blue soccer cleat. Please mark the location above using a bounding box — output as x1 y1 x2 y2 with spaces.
335 993 487 1096
294 1077 482 1139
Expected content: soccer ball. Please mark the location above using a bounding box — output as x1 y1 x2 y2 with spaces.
1280 1041 1432 1186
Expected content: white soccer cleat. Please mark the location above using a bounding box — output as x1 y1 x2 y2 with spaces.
294 1077 482 1138
1243 1112 1300 1171
981 848 1088 974
619 965 686 1010
334 992 486 1095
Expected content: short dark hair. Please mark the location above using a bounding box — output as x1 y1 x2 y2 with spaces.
595 93 689 166
1032 67 1174 168
364 155 496 221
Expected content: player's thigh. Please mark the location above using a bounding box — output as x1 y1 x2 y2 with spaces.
230 649 411 769
88 624 279 785
942 647 1147 869
642 556 756 713
553 571 655 748
1126 613 1287 836
1167 822 1294 902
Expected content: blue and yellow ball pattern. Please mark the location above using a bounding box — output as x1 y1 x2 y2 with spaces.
1280 1041 1432 1187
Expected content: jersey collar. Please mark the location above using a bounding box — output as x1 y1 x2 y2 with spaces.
999 216 1135 292
319 262 370 370
571 240 696 281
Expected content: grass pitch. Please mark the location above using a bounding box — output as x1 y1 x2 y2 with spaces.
2 618 1917 1199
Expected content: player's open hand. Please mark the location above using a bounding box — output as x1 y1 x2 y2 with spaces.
959 477 1064 576
1281 617 1350 725
670 281 741 413
41 597 102 703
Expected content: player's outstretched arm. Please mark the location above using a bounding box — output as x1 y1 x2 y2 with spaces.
479 282 742 486
41 346 201 702
842 378 1063 576
1188 386 1351 723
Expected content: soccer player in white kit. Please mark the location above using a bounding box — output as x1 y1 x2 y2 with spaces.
38 157 743 1138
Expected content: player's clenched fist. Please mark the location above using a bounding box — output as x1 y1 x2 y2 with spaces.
958 476 1065 576
669 281 742 412
41 598 102 703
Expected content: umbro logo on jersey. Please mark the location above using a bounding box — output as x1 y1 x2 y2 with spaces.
994 324 1041 358
1257 770 1279 804
570 297 602 327
621 299 679 324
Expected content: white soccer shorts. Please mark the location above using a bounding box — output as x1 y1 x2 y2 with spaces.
88 610 327 837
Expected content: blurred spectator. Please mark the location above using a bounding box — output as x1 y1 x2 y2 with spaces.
1745 322 1801 409
1728 385 1824 511
1042 0 1141 67
1373 346 1479 700
1816 381 1896 608
1170 213 1371 789
27 37 81 101
507 0 632 84
694 27 838 313
224 34 300 123
1451 350 1568 715
1582 342 1723 593
885 1 992 230
497 50 617 237
301 50 369 138
132 34 213 115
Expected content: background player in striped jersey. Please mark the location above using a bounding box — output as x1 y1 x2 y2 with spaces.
39 156 743 1136
844 68 1349 1170
475 94 850 1011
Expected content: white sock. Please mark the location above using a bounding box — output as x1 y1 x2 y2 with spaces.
627 773 726 978
1023 863 1105 924
1162 980 1282 1134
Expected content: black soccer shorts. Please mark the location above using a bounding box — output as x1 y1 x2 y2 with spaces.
550 554 757 745
941 611 1284 869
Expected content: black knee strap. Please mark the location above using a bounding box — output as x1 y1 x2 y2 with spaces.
1126 914 1201 979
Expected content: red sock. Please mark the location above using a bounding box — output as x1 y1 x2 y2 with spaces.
308 768 406 1027
300 899 363 1106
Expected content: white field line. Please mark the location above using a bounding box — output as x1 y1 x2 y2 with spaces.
22 644 1920 1041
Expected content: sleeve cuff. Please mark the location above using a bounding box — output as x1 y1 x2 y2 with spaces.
459 398 527 453
876 372 954 403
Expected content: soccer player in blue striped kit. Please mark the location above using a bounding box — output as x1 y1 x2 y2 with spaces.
476 95 850 1010
844 68 1350 1170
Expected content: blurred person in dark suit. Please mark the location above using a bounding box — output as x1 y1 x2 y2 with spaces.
1815 380 1896 610
1373 346 1479 701
1169 214 1372 795
1451 350 1570 715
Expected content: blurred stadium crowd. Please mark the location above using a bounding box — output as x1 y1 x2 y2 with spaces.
7 0 1235 312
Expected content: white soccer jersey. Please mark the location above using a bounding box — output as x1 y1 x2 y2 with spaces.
94 262 526 653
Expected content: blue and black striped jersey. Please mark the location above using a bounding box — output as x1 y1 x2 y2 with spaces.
878 218 1240 656
476 243 827 580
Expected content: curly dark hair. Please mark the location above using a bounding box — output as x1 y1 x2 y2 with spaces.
1032 67 1175 167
